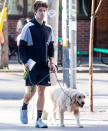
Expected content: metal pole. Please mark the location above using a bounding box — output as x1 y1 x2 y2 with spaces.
62 0 69 87
69 0 77 88
62 0 77 89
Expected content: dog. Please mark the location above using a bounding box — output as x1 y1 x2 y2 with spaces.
43 86 85 128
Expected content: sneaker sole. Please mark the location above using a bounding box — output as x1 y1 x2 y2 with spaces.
35 125 48 128
20 118 28 124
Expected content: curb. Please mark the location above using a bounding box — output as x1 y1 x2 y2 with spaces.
1 69 108 73
0 70 24 73
77 70 108 73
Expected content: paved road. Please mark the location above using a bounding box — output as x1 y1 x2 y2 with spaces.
0 72 108 99
0 72 24 99
0 72 108 113
0 72 108 130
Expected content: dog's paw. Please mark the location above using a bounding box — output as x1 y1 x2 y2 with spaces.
47 120 57 126
78 125 83 128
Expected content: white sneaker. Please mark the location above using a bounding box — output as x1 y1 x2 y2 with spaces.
35 118 48 128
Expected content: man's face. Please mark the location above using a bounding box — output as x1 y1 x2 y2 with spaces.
35 7 47 20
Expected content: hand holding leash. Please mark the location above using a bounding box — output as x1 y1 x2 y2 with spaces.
50 63 56 73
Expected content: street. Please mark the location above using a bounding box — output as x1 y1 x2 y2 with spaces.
0 72 24 100
0 72 108 130
1 72 108 99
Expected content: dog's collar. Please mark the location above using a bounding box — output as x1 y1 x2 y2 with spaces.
76 101 81 107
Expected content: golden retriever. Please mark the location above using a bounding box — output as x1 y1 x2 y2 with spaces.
43 86 85 128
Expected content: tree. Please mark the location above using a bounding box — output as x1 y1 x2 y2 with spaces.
89 0 103 112
47 0 59 85
0 0 8 68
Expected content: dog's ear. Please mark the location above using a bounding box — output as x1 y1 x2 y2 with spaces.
71 93 77 103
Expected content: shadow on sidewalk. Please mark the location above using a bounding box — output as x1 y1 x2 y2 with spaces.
0 92 24 100
0 122 108 131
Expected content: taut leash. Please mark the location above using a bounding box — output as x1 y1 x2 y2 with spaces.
28 72 50 92
54 73 72 100
28 71 72 100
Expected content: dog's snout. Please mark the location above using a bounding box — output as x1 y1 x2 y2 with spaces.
81 101 85 105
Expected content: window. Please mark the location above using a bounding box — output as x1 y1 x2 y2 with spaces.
27 0 35 16
77 0 91 19
8 0 23 15
8 0 34 19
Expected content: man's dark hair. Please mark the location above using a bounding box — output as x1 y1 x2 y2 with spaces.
34 0 48 11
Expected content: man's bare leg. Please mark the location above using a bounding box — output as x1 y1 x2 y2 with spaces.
35 85 48 128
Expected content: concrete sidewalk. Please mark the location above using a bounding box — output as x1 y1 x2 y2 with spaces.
0 99 108 131
0 57 108 73
0 57 108 130
0 72 108 131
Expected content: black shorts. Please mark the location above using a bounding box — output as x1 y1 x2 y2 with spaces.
26 62 51 86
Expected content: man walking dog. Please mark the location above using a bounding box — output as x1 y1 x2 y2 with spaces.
19 0 56 128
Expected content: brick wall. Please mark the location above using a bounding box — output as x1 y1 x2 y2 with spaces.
95 0 108 48
77 20 90 51
8 1 108 52
8 20 90 52
8 20 18 40
58 19 62 38
9 19 63 40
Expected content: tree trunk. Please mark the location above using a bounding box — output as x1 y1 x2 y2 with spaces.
0 1 8 68
47 0 59 85
89 0 103 112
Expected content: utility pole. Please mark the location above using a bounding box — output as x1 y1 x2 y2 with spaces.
62 0 77 88
47 0 59 85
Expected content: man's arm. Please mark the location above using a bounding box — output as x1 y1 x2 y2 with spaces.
19 24 29 65
48 41 56 73
49 57 54 64
19 40 28 64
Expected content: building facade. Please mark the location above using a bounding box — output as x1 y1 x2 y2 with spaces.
7 0 108 55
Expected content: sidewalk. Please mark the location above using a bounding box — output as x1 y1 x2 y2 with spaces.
77 57 108 73
0 57 108 73
0 57 108 130
0 99 108 131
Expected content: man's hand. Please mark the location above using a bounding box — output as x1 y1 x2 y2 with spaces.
24 63 29 71
24 63 29 80
50 63 56 73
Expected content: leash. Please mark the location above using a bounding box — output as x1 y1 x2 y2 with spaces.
27 70 72 119
28 64 58 92
54 73 72 101
28 72 50 92
28 71 72 100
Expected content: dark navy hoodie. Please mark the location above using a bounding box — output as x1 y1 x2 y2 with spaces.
19 17 54 65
